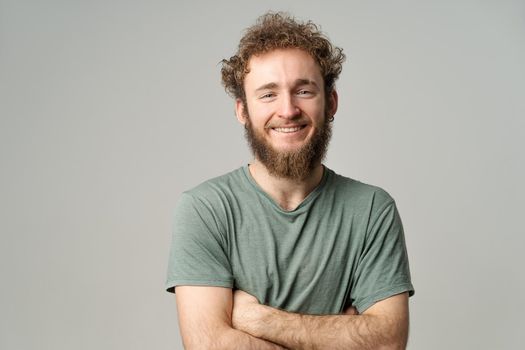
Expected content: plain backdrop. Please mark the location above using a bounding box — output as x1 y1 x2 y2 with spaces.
1 0 524 349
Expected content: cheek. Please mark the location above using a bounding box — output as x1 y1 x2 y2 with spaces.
253 104 274 116
310 106 327 124
248 105 273 124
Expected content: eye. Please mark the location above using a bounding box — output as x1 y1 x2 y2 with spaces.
260 92 276 100
297 90 312 96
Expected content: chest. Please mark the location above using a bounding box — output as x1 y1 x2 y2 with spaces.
226 207 365 314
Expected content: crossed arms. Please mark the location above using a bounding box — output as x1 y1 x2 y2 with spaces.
175 286 409 350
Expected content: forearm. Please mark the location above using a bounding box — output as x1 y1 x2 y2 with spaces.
217 327 287 350
238 306 406 350
184 325 287 350
175 286 288 349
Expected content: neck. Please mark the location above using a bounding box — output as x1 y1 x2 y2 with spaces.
248 159 325 211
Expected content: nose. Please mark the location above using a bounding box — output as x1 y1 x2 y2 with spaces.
278 94 300 119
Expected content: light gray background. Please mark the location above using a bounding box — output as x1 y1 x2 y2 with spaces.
1 0 524 349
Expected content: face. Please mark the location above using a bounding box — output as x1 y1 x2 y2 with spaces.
236 48 338 180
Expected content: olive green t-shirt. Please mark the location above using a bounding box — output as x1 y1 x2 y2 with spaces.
166 165 414 314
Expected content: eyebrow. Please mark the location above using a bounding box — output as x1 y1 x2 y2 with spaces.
295 79 319 88
254 79 319 92
255 82 278 92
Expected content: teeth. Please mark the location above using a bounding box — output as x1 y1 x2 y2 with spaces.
273 126 303 133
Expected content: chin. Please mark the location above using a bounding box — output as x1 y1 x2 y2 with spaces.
269 134 313 150
271 141 308 153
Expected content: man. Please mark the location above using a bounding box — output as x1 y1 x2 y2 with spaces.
166 12 414 349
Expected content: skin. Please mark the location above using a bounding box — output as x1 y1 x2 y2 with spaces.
176 286 285 350
235 48 338 210
175 48 410 349
232 290 409 350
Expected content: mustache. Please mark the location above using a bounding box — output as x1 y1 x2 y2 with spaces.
264 119 309 129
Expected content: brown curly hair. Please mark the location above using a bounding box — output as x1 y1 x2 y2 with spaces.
221 12 345 104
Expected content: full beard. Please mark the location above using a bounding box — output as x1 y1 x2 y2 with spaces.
244 114 332 181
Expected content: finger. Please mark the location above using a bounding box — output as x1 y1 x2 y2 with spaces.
343 306 359 315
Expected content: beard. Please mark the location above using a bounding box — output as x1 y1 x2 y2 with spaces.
243 112 332 181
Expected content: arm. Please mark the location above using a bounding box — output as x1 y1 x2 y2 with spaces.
232 291 409 350
175 286 287 350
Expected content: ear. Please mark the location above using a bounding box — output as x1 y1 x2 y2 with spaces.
235 99 247 125
328 90 338 117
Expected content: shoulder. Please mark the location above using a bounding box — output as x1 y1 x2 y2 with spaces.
172 168 248 236
176 167 250 215
184 167 246 198
325 167 395 211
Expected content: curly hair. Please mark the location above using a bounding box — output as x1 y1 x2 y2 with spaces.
221 12 345 103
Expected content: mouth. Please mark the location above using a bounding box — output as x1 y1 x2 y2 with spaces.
270 125 307 133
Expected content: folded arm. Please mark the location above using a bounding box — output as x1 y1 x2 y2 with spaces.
175 286 286 350
232 291 410 350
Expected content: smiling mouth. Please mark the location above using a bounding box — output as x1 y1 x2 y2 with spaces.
271 125 307 133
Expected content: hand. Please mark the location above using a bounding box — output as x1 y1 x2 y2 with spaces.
232 289 263 336
343 305 359 315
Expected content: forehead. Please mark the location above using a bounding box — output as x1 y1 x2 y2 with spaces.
244 49 323 89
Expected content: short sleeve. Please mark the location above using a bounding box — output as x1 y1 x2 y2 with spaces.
350 200 414 313
165 192 233 293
